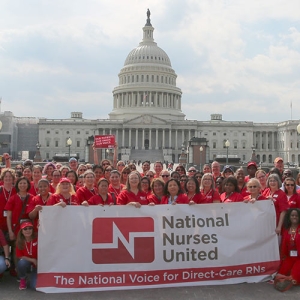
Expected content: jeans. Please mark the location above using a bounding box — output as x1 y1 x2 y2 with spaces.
17 259 37 289
0 256 7 274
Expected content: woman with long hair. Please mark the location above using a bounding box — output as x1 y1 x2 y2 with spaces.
92 165 104 186
117 171 148 207
161 179 189 205
16 220 37 290
243 178 266 203
179 174 188 193
59 166 70 178
42 162 56 182
116 161 126 173
145 170 155 183
200 173 221 203
23 167 33 183
88 178 114 206
47 178 78 207
28 165 43 196
103 165 113 182
76 170 97 205
120 166 131 185
141 176 151 196
148 178 165 205
66 170 78 191
108 170 124 201
175 165 186 176
283 177 300 209
263 174 289 234
274 208 300 292
220 177 243 203
76 164 87 176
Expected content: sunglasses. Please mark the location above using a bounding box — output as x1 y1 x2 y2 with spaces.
161 175 170 178
23 227 33 231
79 169 86 171
146 175 154 178
248 186 257 188
188 170 196 172
195 176 202 179
123 172 130 175
285 184 295 187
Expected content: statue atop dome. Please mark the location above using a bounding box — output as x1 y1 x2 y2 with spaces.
146 8 152 26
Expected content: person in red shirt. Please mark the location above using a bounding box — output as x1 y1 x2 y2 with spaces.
245 162 257 182
200 173 221 203
211 161 221 183
235 168 250 198
29 165 43 197
5 177 33 241
140 161 150 177
117 171 148 207
88 178 114 206
243 178 267 203
47 178 78 207
76 170 97 205
255 169 268 194
108 170 124 200
161 179 189 205
283 177 300 209
50 169 61 192
116 161 126 173
185 177 204 204
92 165 104 186
120 166 131 185
16 220 37 290
154 161 163 178
175 165 186 176
263 174 289 234
27 179 52 224
274 209 300 292
220 177 244 203
148 178 165 205
160 170 171 184
141 176 151 196
42 162 56 183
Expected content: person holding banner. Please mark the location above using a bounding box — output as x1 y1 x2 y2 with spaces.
274 208 300 292
220 177 243 203
185 177 204 204
161 178 189 204
117 171 148 207
243 178 266 203
16 220 37 290
108 170 124 200
47 178 78 206
263 174 289 234
87 178 114 206
148 178 165 205
76 171 97 205
199 173 221 203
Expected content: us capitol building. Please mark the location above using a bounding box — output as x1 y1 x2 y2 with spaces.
1 11 300 167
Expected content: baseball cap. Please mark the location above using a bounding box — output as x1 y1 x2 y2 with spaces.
59 177 71 184
247 162 257 169
20 221 33 230
274 157 283 164
69 157 77 163
222 165 234 173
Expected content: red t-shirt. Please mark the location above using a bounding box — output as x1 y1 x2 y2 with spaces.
263 188 289 225
4 193 33 234
0 186 17 231
117 190 149 205
161 194 189 204
200 189 221 204
243 194 267 201
186 193 204 204
240 185 250 198
147 194 163 205
16 237 38 261
47 194 79 206
287 193 300 209
108 184 124 198
76 186 98 204
220 192 244 203
88 194 114 205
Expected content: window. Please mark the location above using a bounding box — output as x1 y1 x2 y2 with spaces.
243 155 246 161
141 75 144 82
46 153 49 159
224 133 227 136
77 141 80 147
46 140 50 147
213 142 216 149
55 141 58 147
46 131 50 134
243 133 246 136
234 142 237 149
55 131 59 134
66 131 69 134
213 132 216 136
86 131 89 134
243 142 246 149
77 131 80 134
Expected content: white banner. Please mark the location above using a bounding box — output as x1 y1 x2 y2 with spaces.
36 201 280 293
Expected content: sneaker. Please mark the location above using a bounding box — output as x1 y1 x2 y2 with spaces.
9 268 17 277
275 279 293 292
19 278 27 290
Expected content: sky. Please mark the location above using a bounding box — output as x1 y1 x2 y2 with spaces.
0 0 300 123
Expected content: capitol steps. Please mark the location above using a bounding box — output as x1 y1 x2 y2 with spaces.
130 149 164 163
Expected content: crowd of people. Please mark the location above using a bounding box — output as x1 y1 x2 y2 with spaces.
0 152 299 292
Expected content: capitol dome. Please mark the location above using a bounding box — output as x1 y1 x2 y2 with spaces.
109 10 185 121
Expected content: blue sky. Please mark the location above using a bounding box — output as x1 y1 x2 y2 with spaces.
0 0 299 122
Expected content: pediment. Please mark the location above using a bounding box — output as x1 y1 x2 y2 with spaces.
124 114 168 125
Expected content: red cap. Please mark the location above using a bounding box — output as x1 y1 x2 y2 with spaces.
59 177 71 184
247 162 257 169
20 221 33 230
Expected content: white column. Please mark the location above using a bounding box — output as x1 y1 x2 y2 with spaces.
182 129 184 145
155 92 158 107
169 129 172 148
266 131 269 150
135 129 139 149
149 129 152 149
175 130 178 150
156 129 159 149
188 130 191 141
162 129 165 148
109 129 112 135
102 128 105 134
149 92 152 107
122 129 125 147
142 129 145 149
131 92 134 107
115 129 119 144
143 92 146 106
129 129 132 148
